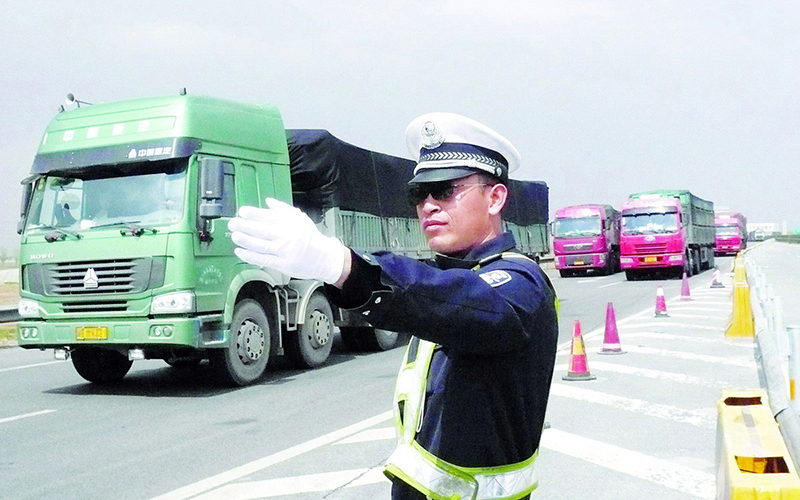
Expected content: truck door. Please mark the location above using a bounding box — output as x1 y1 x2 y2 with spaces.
194 158 237 313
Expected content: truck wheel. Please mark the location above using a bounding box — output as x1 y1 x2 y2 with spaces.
684 252 693 278
72 347 133 384
340 327 399 352
692 249 701 275
361 329 400 351
559 270 571 278
210 299 270 386
625 270 636 281
285 293 334 368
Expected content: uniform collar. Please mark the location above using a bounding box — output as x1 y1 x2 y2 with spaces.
434 232 518 270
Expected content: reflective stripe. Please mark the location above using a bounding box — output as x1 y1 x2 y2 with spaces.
386 441 539 500
386 443 477 500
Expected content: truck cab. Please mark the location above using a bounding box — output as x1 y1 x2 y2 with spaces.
552 204 619 277
715 213 747 255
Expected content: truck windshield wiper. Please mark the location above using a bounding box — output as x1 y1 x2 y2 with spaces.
32 225 82 242
89 220 158 237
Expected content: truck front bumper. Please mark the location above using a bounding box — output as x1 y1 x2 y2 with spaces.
555 252 607 270
620 253 684 270
16 316 224 350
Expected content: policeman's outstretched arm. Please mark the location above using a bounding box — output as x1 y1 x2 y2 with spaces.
228 198 352 286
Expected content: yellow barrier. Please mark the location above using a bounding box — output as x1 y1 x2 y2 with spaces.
726 255 755 338
717 390 800 498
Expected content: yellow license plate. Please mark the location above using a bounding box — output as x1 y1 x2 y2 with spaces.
644 256 657 263
76 326 109 340
574 260 585 266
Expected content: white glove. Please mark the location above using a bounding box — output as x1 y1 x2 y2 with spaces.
229 198 347 284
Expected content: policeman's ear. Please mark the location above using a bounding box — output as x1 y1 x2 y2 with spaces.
487 183 507 216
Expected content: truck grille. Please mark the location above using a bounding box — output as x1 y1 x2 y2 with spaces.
634 243 668 254
563 243 592 252
44 258 155 296
62 300 129 313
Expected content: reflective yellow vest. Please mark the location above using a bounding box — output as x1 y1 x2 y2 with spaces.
384 252 548 500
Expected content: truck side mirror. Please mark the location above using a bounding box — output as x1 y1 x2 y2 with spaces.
199 157 225 220
17 182 33 234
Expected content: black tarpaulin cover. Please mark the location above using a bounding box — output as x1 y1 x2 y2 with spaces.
286 129 548 225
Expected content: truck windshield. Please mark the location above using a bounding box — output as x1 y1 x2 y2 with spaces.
621 212 679 235
553 216 601 238
716 226 740 236
25 159 187 233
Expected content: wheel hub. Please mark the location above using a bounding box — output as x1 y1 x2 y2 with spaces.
309 310 331 348
236 319 265 363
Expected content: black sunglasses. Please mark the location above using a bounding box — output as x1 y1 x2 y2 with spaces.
407 182 489 206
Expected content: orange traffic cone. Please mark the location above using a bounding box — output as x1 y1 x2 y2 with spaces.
654 285 669 317
710 267 725 289
563 320 596 381
599 302 625 355
680 272 692 301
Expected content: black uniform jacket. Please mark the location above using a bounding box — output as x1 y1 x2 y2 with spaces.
327 232 558 467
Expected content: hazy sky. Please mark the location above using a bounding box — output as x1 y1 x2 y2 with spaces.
2 1 798 250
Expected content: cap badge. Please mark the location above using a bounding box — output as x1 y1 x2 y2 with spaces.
420 121 444 149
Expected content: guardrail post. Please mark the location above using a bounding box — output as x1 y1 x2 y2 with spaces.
791 326 800 411
773 296 787 359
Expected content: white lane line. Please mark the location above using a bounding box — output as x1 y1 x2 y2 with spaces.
587 331 753 348
335 427 394 445
599 281 623 289
664 306 729 313
549 384 714 428
150 411 393 500
541 429 715 499
618 322 724 332
0 409 56 424
666 313 729 320
192 469 377 500
621 345 754 367
0 360 66 373
554 362 735 388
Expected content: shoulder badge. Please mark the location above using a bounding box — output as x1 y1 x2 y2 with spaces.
479 270 512 287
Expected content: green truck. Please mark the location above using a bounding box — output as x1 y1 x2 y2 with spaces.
16 94 550 385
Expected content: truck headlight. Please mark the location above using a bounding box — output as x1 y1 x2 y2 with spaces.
18 298 40 317
668 255 684 262
151 291 195 314
620 257 634 264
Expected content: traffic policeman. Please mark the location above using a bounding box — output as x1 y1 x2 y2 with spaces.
228 112 558 500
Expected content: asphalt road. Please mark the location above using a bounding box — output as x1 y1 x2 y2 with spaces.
0 253 757 500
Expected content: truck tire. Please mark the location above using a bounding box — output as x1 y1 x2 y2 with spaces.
625 270 636 281
692 249 701 275
684 251 693 278
340 327 400 352
559 270 571 278
285 293 334 368
361 329 400 351
72 347 133 384
210 299 270 386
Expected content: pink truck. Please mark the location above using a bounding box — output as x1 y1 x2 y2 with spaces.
620 190 715 280
553 204 620 277
715 211 747 255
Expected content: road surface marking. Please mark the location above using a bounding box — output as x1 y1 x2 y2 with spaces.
150 411 392 500
0 409 56 424
665 306 729 313
591 330 753 348
190 468 389 500
618 322 726 332
541 428 714 499
621 345 754 367
335 427 394 445
599 281 623 288
0 360 66 373
554 361 734 388
549 384 714 428
667 313 729 320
